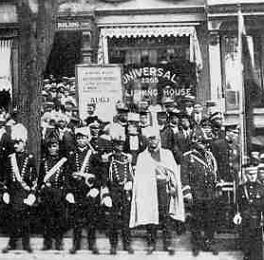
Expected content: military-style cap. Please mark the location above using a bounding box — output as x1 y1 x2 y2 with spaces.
116 101 129 112
127 112 140 122
143 127 160 139
162 96 175 104
245 166 258 175
209 112 223 121
11 123 28 142
75 127 89 137
89 120 101 129
193 103 203 113
169 108 181 117
182 95 195 106
111 131 126 144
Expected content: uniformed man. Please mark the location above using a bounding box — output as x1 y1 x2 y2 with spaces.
69 127 102 254
38 136 71 250
2 124 37 253
107 133 134 255
181 136 219 256
124 112 147 166
233 166 264 260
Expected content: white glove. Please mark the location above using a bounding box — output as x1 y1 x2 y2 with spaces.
124 181 133 191
24 194 36 206
184 193 193 202
87 188 99 198
102 196 112 208
66 193 75 204
3 192 10 204
233 213 242 225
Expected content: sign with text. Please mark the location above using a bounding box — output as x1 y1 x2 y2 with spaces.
123 62 197 107
76 64 123 122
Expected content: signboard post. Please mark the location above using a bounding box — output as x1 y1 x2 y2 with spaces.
76 64 123 123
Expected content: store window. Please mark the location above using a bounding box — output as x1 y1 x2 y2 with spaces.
108 35 197 110
222 34 264 111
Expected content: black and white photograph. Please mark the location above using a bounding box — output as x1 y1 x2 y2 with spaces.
0 0 263 259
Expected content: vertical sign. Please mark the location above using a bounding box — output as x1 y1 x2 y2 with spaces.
76 64 123 122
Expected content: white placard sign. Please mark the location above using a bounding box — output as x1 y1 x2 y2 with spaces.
76 64 123 122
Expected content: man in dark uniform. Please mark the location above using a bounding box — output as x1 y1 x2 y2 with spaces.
181 137 219 256
69 127 103 254
38 136 72 250
233 165 264 260
107 133 134 255
2 124 38 253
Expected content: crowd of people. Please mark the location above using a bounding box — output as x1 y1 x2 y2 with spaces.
0 75 262 260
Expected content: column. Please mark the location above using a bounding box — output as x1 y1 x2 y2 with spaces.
208 31 224 113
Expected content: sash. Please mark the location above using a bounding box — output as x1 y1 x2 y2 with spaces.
73 149 94 187
9 153 31 191
43 157 67 183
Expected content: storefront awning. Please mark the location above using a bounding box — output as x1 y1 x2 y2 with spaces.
97 25 202 71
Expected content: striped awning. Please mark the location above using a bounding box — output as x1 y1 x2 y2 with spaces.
97 25 202 72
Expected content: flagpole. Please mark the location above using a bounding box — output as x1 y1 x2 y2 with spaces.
237 3 247 178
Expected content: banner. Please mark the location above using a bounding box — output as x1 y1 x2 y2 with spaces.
0 40 12 93
76 64 123 122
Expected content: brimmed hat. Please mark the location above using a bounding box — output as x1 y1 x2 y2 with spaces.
209 112 223 121
75 127 89 137
127 112 140 122
116 101 129 112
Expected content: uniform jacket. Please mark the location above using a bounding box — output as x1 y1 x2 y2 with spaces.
181 148 218 201
5 152 37 211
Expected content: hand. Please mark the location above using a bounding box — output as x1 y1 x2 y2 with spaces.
233 213 242 225
66 193 75 204
184 193 193 202
3 192 10 204
87 188 99 198
101 196 112 208
124 181 133 191
24 194 36 206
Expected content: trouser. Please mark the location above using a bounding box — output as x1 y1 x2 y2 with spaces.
146 181 173 250
242 223 263 260
190 200 217 249
72 200 99 250
43 202 65 248
108 186 132 249
7 208 31 249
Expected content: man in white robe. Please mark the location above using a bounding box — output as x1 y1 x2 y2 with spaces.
130 127 185 255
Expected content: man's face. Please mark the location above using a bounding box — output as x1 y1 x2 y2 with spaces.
140 115 148 126
118 112 128 123
76 135 88 148
258 168 264 182
213 118 223 128
148 136 160 151
185 105 194 116
14 140 26 153
57 120 66 129
181 118 190 130
87 105 95 115
157 115 167 126
47 142 59 156
246 172 258 183
170 115 179 125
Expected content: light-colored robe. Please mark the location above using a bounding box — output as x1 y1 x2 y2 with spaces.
129 148 185 228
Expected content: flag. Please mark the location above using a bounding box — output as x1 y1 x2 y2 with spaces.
238 7 263 155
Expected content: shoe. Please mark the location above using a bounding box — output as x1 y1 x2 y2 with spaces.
24 246 33 253
110 246 117 255
192 247 200 257
91 246 100 255
147 245 155 255
69 247 77 254
2 244 17 254
166 246 175 256
126 246 134 254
